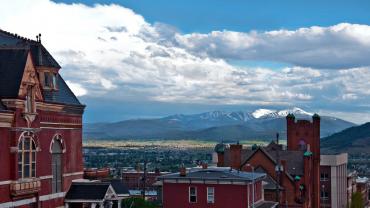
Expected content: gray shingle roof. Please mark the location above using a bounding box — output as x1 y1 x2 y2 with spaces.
0 29 83 107
43 76 81 105
65 182 111 201
0 49 28 98
103 179 129 195
0 29 60 68
159 167 266 182
223 142 304 177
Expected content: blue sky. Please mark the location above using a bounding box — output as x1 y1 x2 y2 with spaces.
2 0 370 123
56 0 370 33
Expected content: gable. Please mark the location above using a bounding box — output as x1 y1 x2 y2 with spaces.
242 148 295 183
18 52 43 101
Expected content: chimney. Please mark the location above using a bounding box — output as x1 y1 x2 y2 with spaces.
230 142 242 170
202 162 208 169
280 160 287 173
179 166 186 177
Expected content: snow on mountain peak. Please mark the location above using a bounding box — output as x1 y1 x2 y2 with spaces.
252 107 313 119
252 109 276 118
277 107 313 117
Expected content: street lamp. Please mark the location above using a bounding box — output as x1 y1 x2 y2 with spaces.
246 164 255 208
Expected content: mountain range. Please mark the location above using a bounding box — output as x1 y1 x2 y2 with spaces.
84 107 355 141
321 122 370 154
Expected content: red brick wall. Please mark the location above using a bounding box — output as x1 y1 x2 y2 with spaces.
162 181 263 208
0 107 83 207
287 115 321 208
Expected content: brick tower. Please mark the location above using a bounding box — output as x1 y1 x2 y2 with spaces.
286 113 320 208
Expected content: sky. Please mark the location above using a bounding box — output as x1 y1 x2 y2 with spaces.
1 0 370 124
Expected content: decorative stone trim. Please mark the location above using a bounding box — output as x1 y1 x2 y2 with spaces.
39 192 65 201
10 178 41 196
0 197 36 208
39 175 53 180
63 172 83 177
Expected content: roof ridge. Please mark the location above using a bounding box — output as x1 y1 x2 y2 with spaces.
0 28 37 43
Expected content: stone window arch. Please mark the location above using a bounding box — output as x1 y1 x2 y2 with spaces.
51 135 63 193
18 131 37 178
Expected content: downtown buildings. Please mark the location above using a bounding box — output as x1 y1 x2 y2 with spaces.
215 114 322 208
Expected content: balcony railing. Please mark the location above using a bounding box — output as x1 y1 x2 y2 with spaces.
10 178 41 196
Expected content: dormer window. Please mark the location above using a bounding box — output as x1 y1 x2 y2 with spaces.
43 72 57 90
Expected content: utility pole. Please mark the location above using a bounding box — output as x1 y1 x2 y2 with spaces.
142 146 147 200
275 132 281 207
246 164 255 208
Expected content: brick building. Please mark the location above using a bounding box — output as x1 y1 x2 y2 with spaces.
0 30 84 207
215 114 321 208
121 169 168 190
157 167 277 208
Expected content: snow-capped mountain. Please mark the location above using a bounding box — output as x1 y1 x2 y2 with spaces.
164 107 313 125
251 107 313 119
84 107 355 141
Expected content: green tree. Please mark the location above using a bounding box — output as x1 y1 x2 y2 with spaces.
121 197 159 208
350 192 364 208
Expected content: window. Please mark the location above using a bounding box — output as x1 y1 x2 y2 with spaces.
189 187 197 203
44 72 57 89
320 190 329 200
207 187 215 203
299 139 307 151
320 173 329 181
25 86 35 113
18 132 36 178
51 136 63 193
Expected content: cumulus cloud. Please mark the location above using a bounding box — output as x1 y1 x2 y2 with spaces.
1 0 370 123
173 24 370 69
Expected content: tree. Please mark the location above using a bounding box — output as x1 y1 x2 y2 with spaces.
350 192 364 208
122 197 159 208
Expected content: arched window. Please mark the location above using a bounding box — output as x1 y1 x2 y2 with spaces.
299 139 307 151
51 136 63 193
18 132 36 178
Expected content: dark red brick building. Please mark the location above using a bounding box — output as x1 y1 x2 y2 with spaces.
0 30 84 207
157 167 277 208
216 114 321 208
121 169 168 190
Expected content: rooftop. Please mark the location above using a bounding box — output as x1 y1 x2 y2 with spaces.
158 167 266 182
65 182 112 201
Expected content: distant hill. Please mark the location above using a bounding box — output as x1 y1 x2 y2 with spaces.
321 122 370 154
84 107 355 141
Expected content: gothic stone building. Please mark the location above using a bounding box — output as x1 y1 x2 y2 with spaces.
0 30 84 207
216 114 321 208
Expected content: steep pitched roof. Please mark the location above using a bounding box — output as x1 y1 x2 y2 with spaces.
103 179 129 196
0 49 29 98
0 29 83 107
43 76 81 105
238 143 304 176
0 101 6 111
0 29 60 68
65 182 113 201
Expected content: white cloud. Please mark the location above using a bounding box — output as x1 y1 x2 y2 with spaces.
174 23 370 69
1 0 370 122
65 81 87 97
